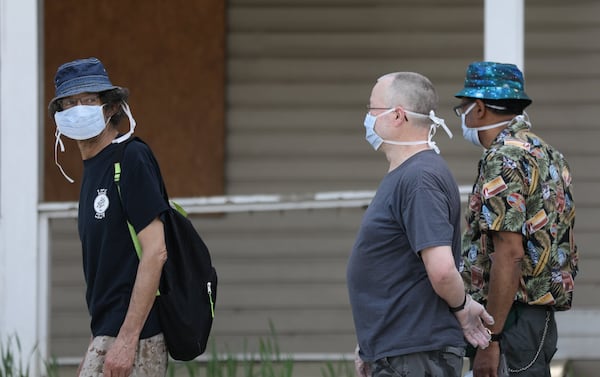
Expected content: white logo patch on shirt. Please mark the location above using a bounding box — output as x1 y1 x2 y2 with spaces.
94 189 109 219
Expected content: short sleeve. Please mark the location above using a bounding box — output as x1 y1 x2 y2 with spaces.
120 141 170 233
478 151 529 234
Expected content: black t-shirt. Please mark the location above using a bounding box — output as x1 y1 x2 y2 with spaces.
78 138 169 338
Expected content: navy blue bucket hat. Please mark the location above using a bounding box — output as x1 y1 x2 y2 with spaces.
455 61 532 105
49 57 127 114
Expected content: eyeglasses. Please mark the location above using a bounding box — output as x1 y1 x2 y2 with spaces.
453 102 474 117
59 94 101 109
366 105 408 121
453 101 508 117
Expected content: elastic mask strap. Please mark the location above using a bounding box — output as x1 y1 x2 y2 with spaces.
473 120 511 132
403 109 452 154
112 102 137 144
54 129 75 183
427 110 453 139
514 112 532 128
427 124 441 154
405 109 453 139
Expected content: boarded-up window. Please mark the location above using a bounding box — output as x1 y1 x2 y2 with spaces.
44 0 225 201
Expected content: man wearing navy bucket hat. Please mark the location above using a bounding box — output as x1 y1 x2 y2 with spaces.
455 62 579 377
49 57 169 376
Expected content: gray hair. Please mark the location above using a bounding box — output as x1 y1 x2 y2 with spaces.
378 72 438 126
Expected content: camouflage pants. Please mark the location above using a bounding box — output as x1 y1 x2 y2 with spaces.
79 333 168 377
369 346 465 377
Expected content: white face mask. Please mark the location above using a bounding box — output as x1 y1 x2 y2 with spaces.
461 102 511 147
54 104 108 140
364 108 452 153
53 102 137 183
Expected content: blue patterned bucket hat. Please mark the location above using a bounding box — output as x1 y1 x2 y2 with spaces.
49 57 124 112
455 61 532 104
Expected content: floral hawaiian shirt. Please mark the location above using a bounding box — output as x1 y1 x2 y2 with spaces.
461 118 578 311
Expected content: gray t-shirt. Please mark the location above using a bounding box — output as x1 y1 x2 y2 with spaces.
347 150 465 362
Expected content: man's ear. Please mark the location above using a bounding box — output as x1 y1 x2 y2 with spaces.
103 103 119 119
393 106 409 124
474 99 487 119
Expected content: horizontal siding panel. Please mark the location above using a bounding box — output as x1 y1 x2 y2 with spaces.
525 78 600 104
225 158 598 195
190 208 363 231
227 80 600 107
228 128 600 162
201 236 358 259
570 284 600 308
230 7 480 33
527 55 600 77
51 286 86 311
220 283 349 309
227 83 380 106
219 259 346 284
228 32 482 59
576 258 600 284
228 58 484 82
525 105 600 131
52 267 84 286
51 313 89 338
231 0 472 5
213 309 353 334
527 31 600 54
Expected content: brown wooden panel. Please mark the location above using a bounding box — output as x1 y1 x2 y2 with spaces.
44 0 225 201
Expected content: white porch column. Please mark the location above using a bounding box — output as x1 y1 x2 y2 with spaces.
484 0 524 70
0 0 44 374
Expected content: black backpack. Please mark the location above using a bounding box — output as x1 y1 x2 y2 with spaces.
113 137 217 361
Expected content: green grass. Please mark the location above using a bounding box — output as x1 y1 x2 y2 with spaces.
0 334 32 377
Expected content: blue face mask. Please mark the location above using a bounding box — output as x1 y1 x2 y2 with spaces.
461 103 480 147
363 108 395 150
364 108 453 152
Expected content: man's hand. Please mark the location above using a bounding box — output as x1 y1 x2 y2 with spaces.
454 295 494 348
472 341 501 377
102 337 136 377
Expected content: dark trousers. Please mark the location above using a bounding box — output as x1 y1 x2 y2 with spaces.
469 303 558 377
370 346 465 377
503 303 557 376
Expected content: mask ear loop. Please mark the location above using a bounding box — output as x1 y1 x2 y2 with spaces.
112 101 137 144
426 124 441 154
404 109 452 154
515 111 532 127
54 129 75 183
428 110 453 139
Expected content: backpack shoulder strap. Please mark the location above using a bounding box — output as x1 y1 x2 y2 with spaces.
113 137 143 259
113 136 161 296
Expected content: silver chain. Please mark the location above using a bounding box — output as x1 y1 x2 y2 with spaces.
507 311 551 373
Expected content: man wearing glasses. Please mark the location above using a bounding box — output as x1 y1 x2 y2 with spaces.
49 57 169 377
347 72 494 377
455 61 578 377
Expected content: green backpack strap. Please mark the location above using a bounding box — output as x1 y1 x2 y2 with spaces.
114 161 143 259
113 145 160 296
